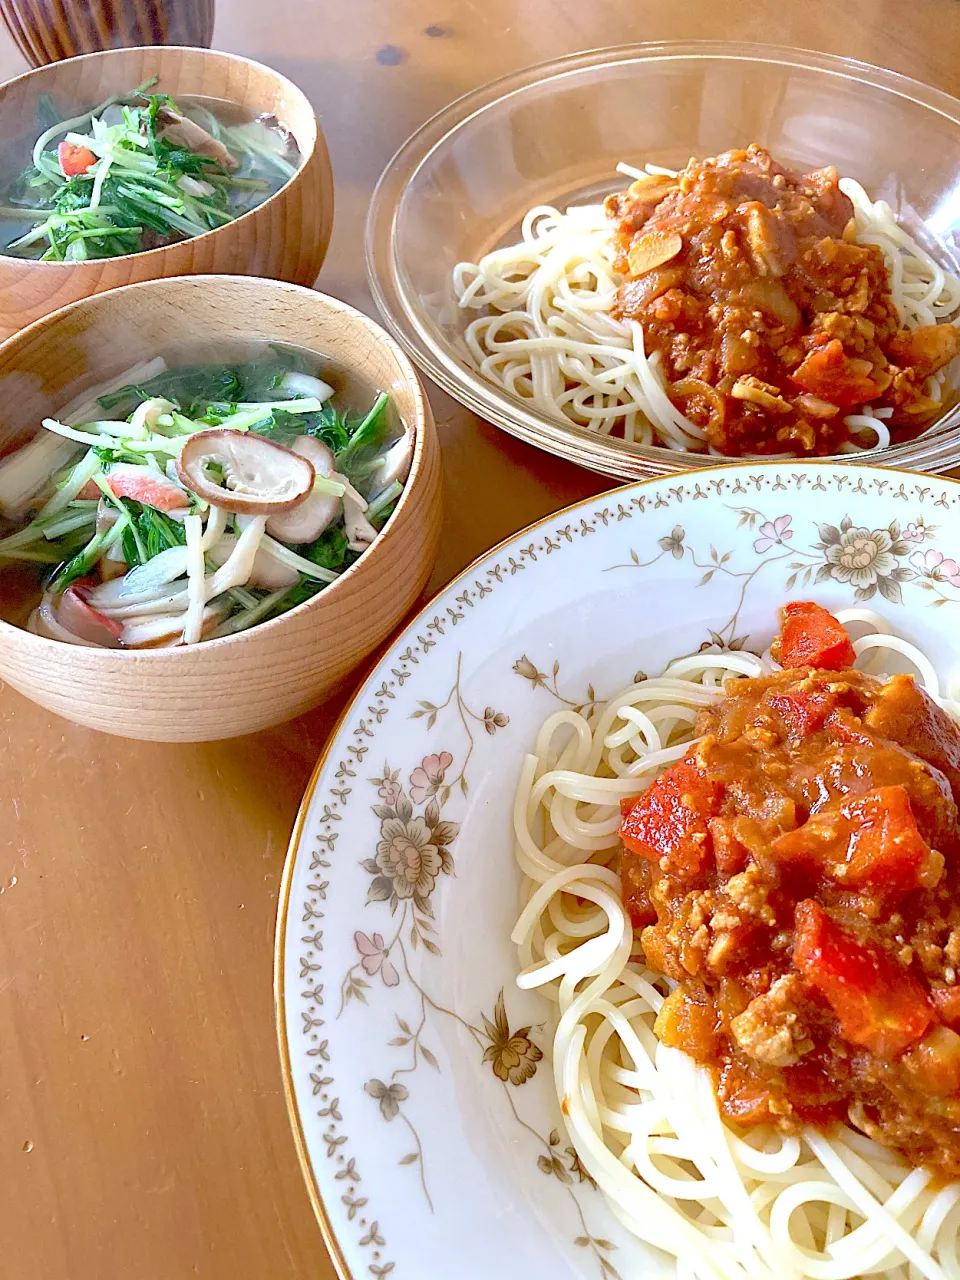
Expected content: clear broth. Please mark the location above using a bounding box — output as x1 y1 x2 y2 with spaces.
0 92 302 257
0 340 404 629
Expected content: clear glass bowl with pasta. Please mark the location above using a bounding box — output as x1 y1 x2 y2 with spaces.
366 42 960 479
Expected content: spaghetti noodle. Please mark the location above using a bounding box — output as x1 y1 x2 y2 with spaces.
512 611 960 1279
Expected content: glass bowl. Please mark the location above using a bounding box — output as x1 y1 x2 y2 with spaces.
366 41 960 480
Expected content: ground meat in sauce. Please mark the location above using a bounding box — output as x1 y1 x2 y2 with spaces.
620 652 960 1178
605 145 960 457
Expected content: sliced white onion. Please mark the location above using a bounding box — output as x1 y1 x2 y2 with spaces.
87 545 190 606
93 582 190 620
280 372 335 402
177 174 215 198
56 358 167 427
366 431 413 498
100 534 128 581
34 448 101 521
120 603 225 648
34 593 99 646
0 432 81 517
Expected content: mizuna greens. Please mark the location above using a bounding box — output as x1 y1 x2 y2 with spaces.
0 350 410 647
0 81 300 261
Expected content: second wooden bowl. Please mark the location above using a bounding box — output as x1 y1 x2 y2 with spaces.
0 276 443 741
0 0 215 67
0 46 334 341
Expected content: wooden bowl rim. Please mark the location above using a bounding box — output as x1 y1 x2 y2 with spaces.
0 44 323 269
0 274 435 662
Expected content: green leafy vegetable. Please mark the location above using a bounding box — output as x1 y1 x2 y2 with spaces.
119 499 187 567
300 524 349 571
267 576 326 614
97 351 305 418
7 352 403 647
1 87 297 262
334 392 392 484
302 404 354 452
49 523 123 592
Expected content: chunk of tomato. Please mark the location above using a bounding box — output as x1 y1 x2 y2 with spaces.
791 338 881 407
793 899 934 1058
58 140 97 177
772 785 941 896
931 986 960 1031
778 601 856 670
839 787 941 891
620 756 723 880
885 324 960 380
767 687 838 739
708 816 749 875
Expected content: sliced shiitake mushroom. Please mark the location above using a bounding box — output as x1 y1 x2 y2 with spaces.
155 106 239 171
265 437 341 543
176 429 315 516
342 477 378 550
207 535 299 589
367 428 413 495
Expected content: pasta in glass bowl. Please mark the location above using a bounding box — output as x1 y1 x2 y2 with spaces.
367 42 960 479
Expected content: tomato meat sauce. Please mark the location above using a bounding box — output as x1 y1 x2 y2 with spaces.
605 145 960 457
620 601 960 1176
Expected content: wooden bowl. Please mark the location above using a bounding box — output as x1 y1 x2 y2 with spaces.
0 276 443 741
0 0 214 67
0 47 333 341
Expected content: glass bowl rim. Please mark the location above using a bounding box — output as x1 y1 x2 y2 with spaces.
365 39 960 480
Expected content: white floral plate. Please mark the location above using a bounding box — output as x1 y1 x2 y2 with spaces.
276 461 960 1280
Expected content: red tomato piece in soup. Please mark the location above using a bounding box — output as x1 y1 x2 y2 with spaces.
58 140 97 177
791 338 882 407
767 687 839 738
772 785 942 897
777 601 856 670
931 987 960 1031
793 899 934 1058
620 757 723 879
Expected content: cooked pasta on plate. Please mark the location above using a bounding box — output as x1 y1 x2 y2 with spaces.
278 462 960 1280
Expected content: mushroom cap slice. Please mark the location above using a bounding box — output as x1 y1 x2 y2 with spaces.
176 429 315 516
265 437 341 544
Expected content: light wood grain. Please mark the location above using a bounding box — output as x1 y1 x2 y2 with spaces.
0 45 333 339
0 275 442 739
0 0 214 67
0 3 959 1278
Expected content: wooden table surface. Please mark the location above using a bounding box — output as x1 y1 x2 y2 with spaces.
2 2 959 1276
